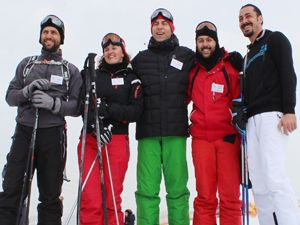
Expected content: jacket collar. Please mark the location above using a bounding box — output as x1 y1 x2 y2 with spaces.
247 29 267 49
148 34 179 52
40 48 63 61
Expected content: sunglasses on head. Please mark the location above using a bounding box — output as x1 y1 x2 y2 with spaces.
41 15 64 29
195 21 217 32
101 33 125 48
151 8 173 22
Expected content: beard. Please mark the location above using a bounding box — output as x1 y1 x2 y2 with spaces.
199 47 213 58
243 30 254 37
241 23 254 37
42 42 60 53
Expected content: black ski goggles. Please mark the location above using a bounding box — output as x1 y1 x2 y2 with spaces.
101 33 125 48
41 15 64 30
195 21 217 32
151 8 173 22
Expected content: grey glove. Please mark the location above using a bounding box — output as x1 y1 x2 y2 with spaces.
31 90 61 113
23 79 51 98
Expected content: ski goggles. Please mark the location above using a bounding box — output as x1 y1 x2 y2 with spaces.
41 15 64 30
151 8 173 22
195 21 217 32
101 33 125 48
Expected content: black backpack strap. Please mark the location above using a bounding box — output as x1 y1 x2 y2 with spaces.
222 67 231 97
189 65 201 98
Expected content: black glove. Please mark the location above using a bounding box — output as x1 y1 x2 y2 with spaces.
97 98 109 119
23 79 51 98
100 125 113 145
90 124 113 145
232 98 247 134
228 51 243 72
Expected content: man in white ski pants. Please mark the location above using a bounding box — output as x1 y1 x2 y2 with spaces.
239 4 300 225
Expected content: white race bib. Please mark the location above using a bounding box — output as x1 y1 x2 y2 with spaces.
211 83 224 93
111 78 124 86
50 75 63 85
170 58 183 70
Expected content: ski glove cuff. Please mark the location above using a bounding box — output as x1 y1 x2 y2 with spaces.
232 98 247 134
23 79 51 99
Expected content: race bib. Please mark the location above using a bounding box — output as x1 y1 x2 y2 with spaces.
112 78 124 85
50 75 63 85
170 58 183 70
211 83 224 93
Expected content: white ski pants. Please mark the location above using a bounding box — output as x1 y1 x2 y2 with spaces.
247 112 300 225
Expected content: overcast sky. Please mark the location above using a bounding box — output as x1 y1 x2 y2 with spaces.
0 0 299 223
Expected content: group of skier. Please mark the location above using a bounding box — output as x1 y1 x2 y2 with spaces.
0 3 299 225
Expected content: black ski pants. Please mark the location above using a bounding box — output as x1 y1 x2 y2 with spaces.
0 124 66 225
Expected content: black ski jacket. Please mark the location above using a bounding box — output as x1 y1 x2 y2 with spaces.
80 62 143 135
132 35 194 139
244 29 297 118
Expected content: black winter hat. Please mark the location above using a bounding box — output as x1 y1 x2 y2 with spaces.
195 21 218 44
39 15 65 45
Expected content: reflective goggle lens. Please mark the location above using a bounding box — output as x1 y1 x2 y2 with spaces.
195 22 217 32
151 8 173 21
101 33 124 48
41 15 64 28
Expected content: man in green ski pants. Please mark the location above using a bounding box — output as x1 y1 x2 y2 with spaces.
132 8 194 225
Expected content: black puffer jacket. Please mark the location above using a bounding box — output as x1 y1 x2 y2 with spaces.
132 35 194 139
80 61 143 135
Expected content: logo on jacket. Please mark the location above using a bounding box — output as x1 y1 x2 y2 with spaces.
246 44 268 69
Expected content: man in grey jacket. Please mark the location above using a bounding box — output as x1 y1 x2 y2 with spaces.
0 15 82 225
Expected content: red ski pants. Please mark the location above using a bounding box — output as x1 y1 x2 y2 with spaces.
192 136 241 225
77 133 130 225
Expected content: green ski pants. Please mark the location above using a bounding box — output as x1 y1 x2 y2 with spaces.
135 136 190 225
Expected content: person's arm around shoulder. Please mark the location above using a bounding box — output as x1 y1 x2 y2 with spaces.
228 51 244 72
58 62 83 116
182 47 195 71
107 69 143 122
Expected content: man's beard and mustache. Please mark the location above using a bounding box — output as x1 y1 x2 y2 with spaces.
241 22 254 37
42 41 60 53
200 46 213 58
196 44 222 71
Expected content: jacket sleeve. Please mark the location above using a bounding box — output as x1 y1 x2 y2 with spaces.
108 75 143 122
228 65 241 100
268 31 297 114
58 63 83 117
187 63 198 104
76 70 87 117
6 58 30 106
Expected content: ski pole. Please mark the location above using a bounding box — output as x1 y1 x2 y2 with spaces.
77 56 92 225
16 108 39 225
241 133 249 225
89 53 108 225
104 141 120 225
64 153 99 225
239 70 249 225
